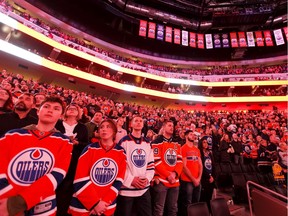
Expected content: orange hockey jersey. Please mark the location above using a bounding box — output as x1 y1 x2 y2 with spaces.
0 126 72 216
151 135 183 187
69 142 126 216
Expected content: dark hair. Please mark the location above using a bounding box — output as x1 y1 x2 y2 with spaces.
0 87 13 111
163 120 174 127
19 92 36 104
99 119 117 140
39 96 66 114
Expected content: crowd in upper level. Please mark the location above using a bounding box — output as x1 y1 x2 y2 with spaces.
0 0 287 82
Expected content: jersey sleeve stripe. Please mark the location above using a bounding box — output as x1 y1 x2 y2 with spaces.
73 176 90 184
75 181 92 196
46 173 58 191
50 171 65 186
0 184 13 196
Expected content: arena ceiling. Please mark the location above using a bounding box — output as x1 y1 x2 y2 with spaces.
21 0 288 60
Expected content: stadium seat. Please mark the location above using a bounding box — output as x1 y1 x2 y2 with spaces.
187 202 210 216
210 198 232 216
230 163 242 173
231 173 248 203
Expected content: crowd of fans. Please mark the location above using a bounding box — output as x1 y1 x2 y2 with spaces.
0 0 287 81
0 65 287 216
0 67 287 168
0 1 287 215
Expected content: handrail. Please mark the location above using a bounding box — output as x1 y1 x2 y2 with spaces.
246 180 288 216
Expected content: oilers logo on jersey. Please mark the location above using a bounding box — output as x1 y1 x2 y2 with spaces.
8 148 55 186
164 148 177 166
204 158 212 171
91 158 118 186
131 148 146 168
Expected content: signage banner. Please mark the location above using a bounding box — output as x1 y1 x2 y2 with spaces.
148 22 156 39
197 33 204 49
139 20 147 37
238 32 247 47
255 31 264 46
189 32 196 47
156 24 164 41
230 32 238 47
182 30 188 46
214 33 222 48
246 32 255 47
174 28 181 44
264 30 273 46
222 33 230 48
273 29 285 46
205 34 213 49
165 26 172 43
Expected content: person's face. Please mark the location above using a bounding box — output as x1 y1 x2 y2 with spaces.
202 140 208 149
131 116 144 131
186 132 195 143
0 89 9 102
261 140 267 147
147 130 153 137
99 122 114 141
164 122 174 136
66 105 79 119
93 112 103 123
35 94 46 107
38 102 63 124
14 94 34 111
117 117 124 126
1 82 12 91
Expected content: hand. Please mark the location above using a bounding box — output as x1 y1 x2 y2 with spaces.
193 179 201 187
167 172 176 184
131 177 147 189
72 139 79 145
209 176 214 183
154 178 160 185
0 198 8 216
92 200 109 216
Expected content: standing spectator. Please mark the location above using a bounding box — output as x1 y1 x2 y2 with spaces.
115 116 154 216
199 139 215 210
0 96 72 215
179 130 203 216
0 87 13 113
29 93 46 119
115 117 127 144
231 133 243 164
86 98 100 118
151 120 183 216
0 92 37 136
219 133 233 162
85 110 103 143
69 119 126 216
55 103 88 216
257 139 276 174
